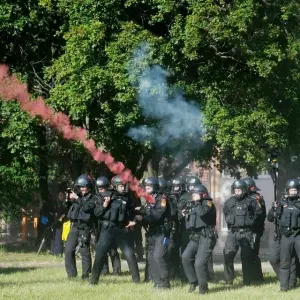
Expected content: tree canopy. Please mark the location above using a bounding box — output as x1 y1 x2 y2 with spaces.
0 0 300 217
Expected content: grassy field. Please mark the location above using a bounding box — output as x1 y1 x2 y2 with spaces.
0 248 298 300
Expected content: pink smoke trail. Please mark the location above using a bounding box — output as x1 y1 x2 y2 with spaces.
0 64 153 202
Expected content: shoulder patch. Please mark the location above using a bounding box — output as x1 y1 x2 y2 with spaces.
207 200 213 208
161 198 167 208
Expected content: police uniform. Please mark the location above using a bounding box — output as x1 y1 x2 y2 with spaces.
65 192 96 278
223 181 264 285
181 185 216 294
141 193 170 288
90 191 140 284
277 189 300 291
94 191 121 275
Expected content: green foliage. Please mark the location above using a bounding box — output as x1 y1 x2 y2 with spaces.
0 0 300 216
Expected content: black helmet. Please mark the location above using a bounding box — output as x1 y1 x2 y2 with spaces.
143 177 159 193
231 179 248 199
285 179 300 196
111 175 125 190
158 178 168 193
96 176 110 189
243 177 260 192
190 184 210 199
74 174 94 189
170 177 184 193
185 176 201 192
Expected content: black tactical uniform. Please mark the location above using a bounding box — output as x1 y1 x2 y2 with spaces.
243 177 266 282
139 177 170 289
95 176 121 275
182 184 217 294
164 178 181 280
268 198 297 287
223 179 265 285
277 179 300 291
90 176 140 285
65 174 96 279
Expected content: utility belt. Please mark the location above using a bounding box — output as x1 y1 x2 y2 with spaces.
280 227 300 237
71 220 91 230
189 227 218 241
101 220 125 231
230 226 253 234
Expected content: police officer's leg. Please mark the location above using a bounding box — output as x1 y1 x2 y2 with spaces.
51 227 63 255
134 223 144 260
223 232 239 284
152 232 169 288
148 233 159 285
182 239 199 291
101 254 109 274
195 235 216 294
167 231 177 279
280 235 294 291
109 242 121 274
269 238 281 278
290 235 300 289
252 236 264 282
65 227 79 277
239 232 256 285
207 255 215 281
116 228 140 282
79 229 92 278
90 227 115 284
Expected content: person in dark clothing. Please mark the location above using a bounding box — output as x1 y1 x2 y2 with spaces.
276 179 300 291
181 184 217 294
223 179 265 286
243 177 266 283
95 176 121 275
268 197 297 287
90 175 140 285
65 174 96 280
136 177 170 289
50 191 68 256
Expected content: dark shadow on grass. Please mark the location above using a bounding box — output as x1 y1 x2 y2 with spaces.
0 267 37 275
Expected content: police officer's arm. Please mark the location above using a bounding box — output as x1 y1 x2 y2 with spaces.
194 200 214 217
142 196 167 223
127 195 136 222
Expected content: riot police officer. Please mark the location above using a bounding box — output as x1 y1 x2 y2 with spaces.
223 179 265 285
95 176 121 275
277 179 300 291
181 184 217 294
159 177 180 279
267 191 297 287
243 177 266 282
90 175 140 285
65 174 96 279
136 177 170 289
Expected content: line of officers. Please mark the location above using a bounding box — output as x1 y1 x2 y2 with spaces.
63 173 300 293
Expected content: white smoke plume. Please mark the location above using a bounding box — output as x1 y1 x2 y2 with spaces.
128 44 205 149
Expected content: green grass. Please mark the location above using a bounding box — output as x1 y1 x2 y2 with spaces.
0 251 298 300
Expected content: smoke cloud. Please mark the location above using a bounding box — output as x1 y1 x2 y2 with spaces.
128 44 205 149
0 65 153 202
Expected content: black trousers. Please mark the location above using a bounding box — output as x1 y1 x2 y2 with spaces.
182 235 216 293
51 227 63 255
65 227 92 277
167 229 181 279
147 232 169 287
252 235 263 282
280 234 300 290
269 237 297 288
90 226 140 284
102 243 121 274
131 223 144 259
223 231 256 285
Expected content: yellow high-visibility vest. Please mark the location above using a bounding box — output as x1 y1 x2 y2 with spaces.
62 220 71 241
